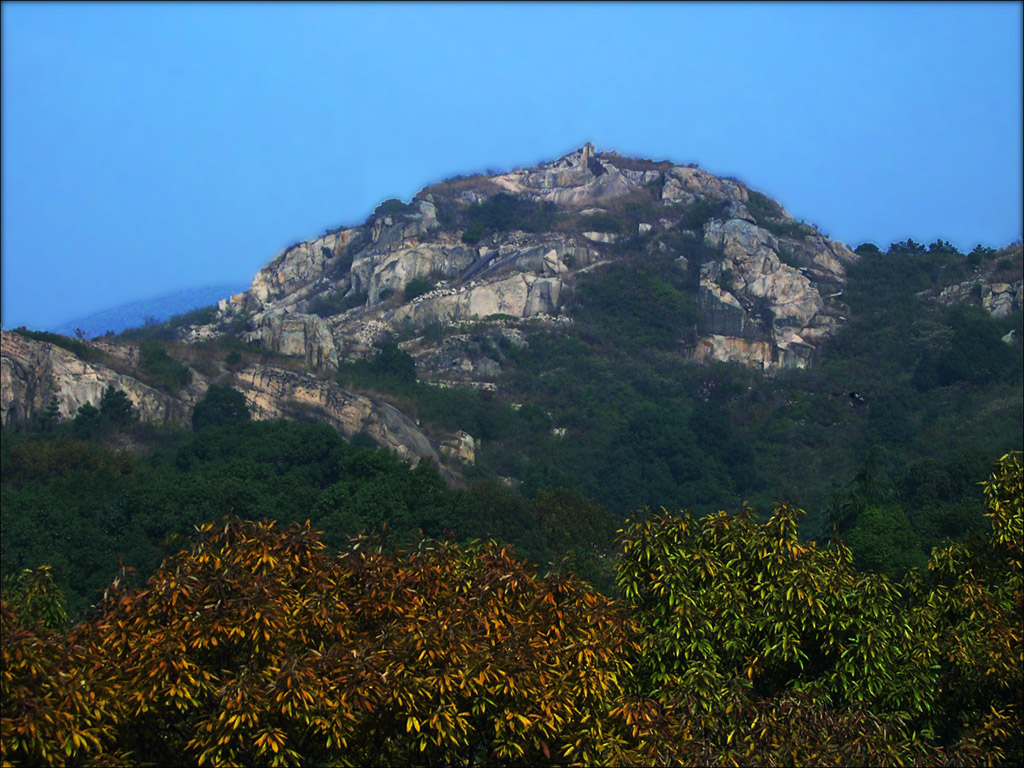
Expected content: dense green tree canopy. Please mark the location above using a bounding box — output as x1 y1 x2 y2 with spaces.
2 453 1020 766
191 385 251 432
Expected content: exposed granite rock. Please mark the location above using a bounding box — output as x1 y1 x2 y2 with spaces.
407 326 528 383
1 330 199 427
491 143 662 206
985 282 1023 317
698 218 847 369
249 227 363 309
354 237 476 306
202 144 861 375
692 335 777 369
699 283 763 339
662 166 748 206
243 310 341 370
1 330 461 479
367 199 440 252
704 219 824 328
582 231 618 244
440 430 477 465
231 364 442 469
936 279 1023 319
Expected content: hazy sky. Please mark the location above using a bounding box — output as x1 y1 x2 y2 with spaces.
2 1 1022 331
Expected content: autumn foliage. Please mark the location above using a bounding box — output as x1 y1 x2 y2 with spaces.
3 520 637 766
2 453 1021 766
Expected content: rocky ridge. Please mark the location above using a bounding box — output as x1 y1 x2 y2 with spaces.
203 144 860 379
928 248 1024 320
4 145 1018 483
0 330 199 427
0 330 458 475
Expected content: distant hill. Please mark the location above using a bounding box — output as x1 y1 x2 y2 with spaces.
50 284 247 338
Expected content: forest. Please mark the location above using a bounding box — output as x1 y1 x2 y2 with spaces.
2 238 1022 766
333 239 1022 559
2 443 1020 765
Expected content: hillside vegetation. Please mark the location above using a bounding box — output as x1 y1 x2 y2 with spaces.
2 452 1020 766
335 239 1022 551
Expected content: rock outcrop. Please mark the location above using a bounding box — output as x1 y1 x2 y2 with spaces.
1 330 460 477
231 364 442 469
919 242 1023 319
492 143 663 206
1 330 198 427
186 144 859 376
697 218 851 369
935 279 1023 319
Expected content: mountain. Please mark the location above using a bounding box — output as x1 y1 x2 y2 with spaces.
4 145 1022 768
208 143 859 377
2 144 1021 521
49 284 248 338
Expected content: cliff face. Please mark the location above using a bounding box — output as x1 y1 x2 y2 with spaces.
0 330 459 475
229 364 446 470
203 144 859 377
0 331 197 427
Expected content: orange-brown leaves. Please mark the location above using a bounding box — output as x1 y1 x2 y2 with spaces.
2 518 639 766
4 452 1020 766
0 600 125 767
327 537 639 765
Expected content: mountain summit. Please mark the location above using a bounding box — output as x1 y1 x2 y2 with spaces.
199 144 859 382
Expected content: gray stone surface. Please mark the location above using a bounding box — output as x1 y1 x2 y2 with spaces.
197 144 865 375
1 330 461 478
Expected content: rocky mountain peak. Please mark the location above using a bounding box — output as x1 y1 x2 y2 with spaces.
551 142 598 171
197 145 858 382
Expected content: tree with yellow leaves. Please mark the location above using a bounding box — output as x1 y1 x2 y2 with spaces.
3 519 639 766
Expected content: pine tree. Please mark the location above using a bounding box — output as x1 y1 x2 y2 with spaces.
98 386 135 428
37 396 61 432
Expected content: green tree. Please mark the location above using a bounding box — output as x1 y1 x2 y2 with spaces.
854 242 882 256
615 501 945 764
191 385 251 432
373 197 409 218
901 452 1023 763
1 566 68 631
37 397 61 432
372 341 417 383
72 402 103 439
464 192 556 235
99 386 136 428
928 239 959 255
844 505 927 577
889 238 926 255
825 446 896 535
139 341 192 390
403 278 434 301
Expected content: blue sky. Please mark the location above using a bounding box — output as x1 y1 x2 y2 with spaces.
2 1 1021 332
